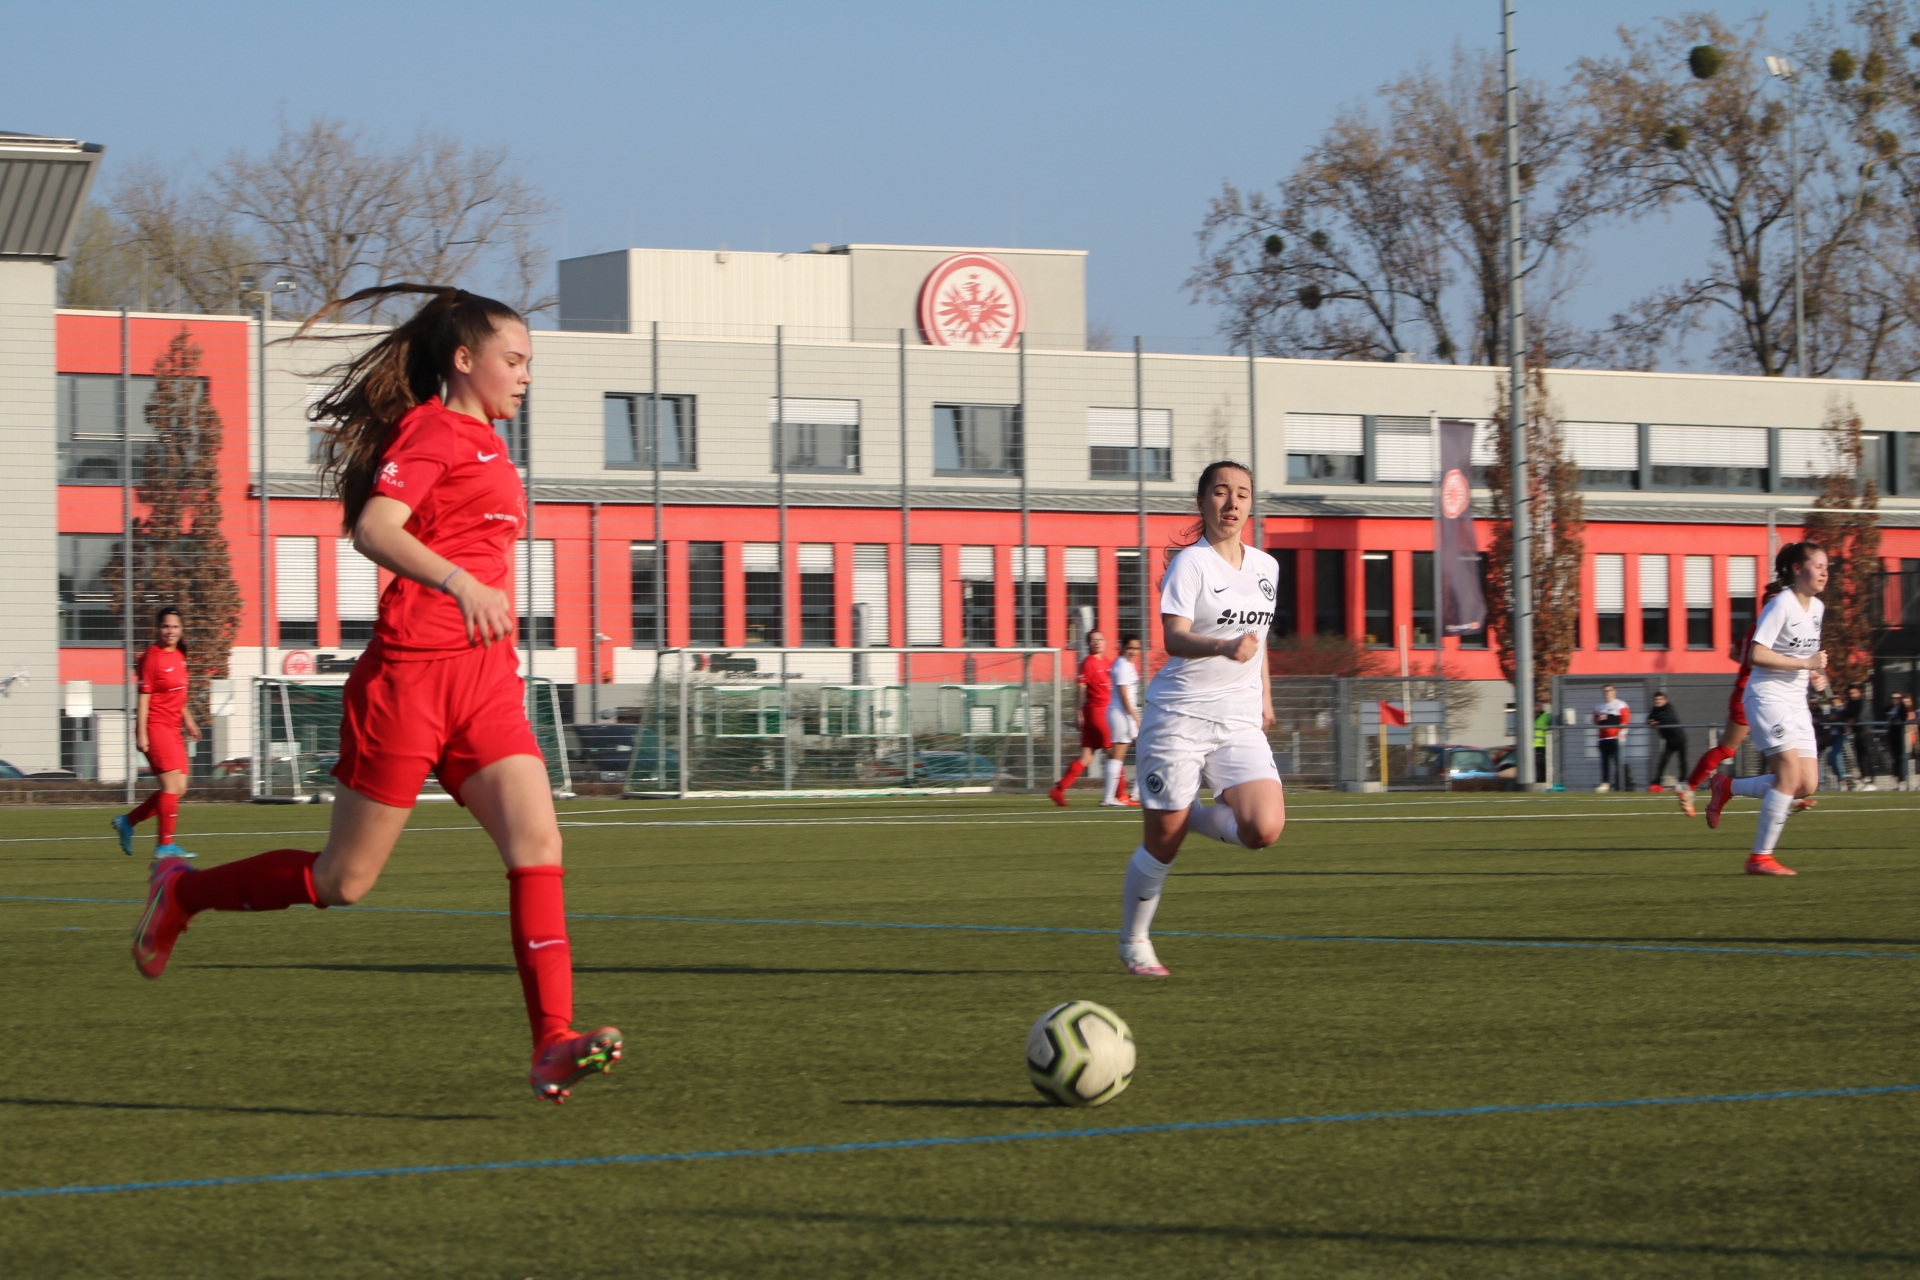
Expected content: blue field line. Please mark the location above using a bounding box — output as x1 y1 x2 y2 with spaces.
3 1082 1914 1202
4 894 1919 960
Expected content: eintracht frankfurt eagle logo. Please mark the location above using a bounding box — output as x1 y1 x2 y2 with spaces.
918 253 1026 349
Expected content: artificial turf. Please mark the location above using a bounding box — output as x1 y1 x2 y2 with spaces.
0 789 1916 1278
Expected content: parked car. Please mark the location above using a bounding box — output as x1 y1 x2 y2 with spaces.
1412 744 1504 785
0 760 76 781
569 724 680 783
859 750 1014 786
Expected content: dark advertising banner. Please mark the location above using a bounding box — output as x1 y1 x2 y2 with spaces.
1436 418 1486 636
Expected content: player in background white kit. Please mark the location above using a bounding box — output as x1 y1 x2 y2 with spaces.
1704 542 1830 875
1118 461 1285 976
1102 634 1144 806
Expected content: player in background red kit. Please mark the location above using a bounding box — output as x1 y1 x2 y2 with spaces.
113 606 200 860
131 285 620 1104
1675 582 1812 819
1049 631 1114 805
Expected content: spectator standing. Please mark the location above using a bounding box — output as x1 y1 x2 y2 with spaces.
1646 692 1687 789
1817 694 1851 790
1533 707 1551 787
1592 684 1630 792
1889 692 1916 791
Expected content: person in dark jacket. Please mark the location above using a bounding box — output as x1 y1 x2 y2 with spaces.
1843 684 1879 787
1816 694 1851 789
1889 692 1916 790
1646 692 1687 789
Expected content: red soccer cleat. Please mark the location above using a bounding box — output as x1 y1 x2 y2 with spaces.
1676 787 1697 818
1705 773 1732 829
1047 785 1069 807
1792 797 1817 814
131 856 194 980
1746 853 1797 876
530 1026 623 1104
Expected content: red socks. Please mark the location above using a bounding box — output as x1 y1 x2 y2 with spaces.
508 866 574 1047
1058 760 1086 791
127 792 162 826
1687 745 1737 792
174 850 321 914
156 792 179 846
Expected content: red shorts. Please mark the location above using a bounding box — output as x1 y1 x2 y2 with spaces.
1727 682 1749 726
1080 710 1114 751
333 641 542 808
143 728 189 776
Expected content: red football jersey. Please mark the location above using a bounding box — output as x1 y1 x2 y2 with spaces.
1731 584 1780 698
1079 653 1113 714
369 398 525 658
137 645 189 728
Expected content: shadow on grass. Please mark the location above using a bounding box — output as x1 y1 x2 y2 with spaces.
193 963 1021 978
1180 870 1629 878
841 1099 1054 1110
0 1096 491 1122
657 1206 1920 1265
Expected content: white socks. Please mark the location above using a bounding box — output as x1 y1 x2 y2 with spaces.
1186 800 1247 847
1121 845 1171 943
1103 762 1123 803
1754 788 1793 856
1731 775 1774 800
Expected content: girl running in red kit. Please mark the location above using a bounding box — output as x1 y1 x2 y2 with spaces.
131 285 621 1103
114 606 201 860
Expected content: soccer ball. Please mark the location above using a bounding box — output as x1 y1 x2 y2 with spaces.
1025 1001 1135 1107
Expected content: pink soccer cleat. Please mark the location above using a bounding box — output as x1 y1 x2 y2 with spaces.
131 856 194 980
1705 773 1732 830
530 1026 623 1104
1745 854 1797 876
1118 940 1169 977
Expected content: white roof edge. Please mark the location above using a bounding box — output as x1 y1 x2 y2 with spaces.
839 244 1089 257
56 308 252 323
1252 354 1920 391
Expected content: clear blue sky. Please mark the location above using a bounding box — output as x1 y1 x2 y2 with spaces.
13 1 1816 348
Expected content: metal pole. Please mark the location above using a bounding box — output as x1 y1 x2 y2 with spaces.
1247 338 1260 550
1018 331 1028 647
1791 73 1807 377
589 501 600 725
1134 336 1147 663
258 292 271 680
121 308 134 804
775 324 787 648
899 329 914 779
652 320 664 779
1504 0 1537 788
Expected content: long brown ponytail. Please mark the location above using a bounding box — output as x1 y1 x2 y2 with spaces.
294 284 522 533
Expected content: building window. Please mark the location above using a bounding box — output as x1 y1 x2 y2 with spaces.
57 374 161 484
494 397 530 468
1314 549 1347 636
1116 549 1148 643
58 534 123 646
936 404 1020 477
1648 425 1765 491
1064 548 1099 646
1362 552 1392 646
1087 408 1170 481
1286 414 1364 486
852 544 889 646
961 546 997 646
1684 555 1713 648
688 541 724 645
1372 417 1431 484
605 394 696 470
771 398 859 474
1640 554 1670 649
799 544 835 647
1268 548 1298 638
1564 422 1640 489
1411 550 1435 647
1594 554 1626 649
743 543 782 645
906 545 943 646
632 543 662 648
1728 556 1758 646
276 536 319 646
511 539 556 648
1012 547 1048 647
336 538 378 645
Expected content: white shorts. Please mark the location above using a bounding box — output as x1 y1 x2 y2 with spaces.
1106 704 1138 746
1133 707 1281 810
1743 689 1817 758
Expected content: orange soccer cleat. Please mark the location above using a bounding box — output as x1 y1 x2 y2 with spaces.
1704 773 1732 830
1676 787 1697 818
1745 853 1797 876
530 1026 623 1104
1792 797 1817 814
131 856 195 980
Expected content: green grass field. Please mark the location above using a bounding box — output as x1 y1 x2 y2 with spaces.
2 789 1917 1278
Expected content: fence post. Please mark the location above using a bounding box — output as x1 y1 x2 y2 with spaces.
677 650 689 797
121 307 134 804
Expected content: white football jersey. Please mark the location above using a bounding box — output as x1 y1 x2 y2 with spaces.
1146 541 1278 728
1748 590 1824 692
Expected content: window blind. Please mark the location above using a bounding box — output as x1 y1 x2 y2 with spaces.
798 543 833 574
1728 556 1758 597
1564 422 1640 471
767 397 859 425
1467 420 1497 467
960 545 995 580
906 545 942 646
1284 413 1363 454
511 539 555 614
852 545 888 645
335 538 379 621
1010 547 1046 581
1648 425 1768 467
1638 554 1668 607
1776 428 1839 478
275 537 318 622
1064 547 1098 584
1685 555 1713 608
742 542 780 573
1086 408 1171 448
1373 415 1432 483
1594 554 1625 613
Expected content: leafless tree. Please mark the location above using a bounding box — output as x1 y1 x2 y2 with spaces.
1188 47 1609 365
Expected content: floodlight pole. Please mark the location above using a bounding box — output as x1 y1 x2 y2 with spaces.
1504 0 1538 787
1769 56 1809 377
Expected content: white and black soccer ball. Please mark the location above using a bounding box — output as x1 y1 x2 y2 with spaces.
1025 1000 1135 1107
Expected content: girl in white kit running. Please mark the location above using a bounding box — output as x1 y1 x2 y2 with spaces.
1118 461 1285 976
1704 541 1830 875
1102 634 1144 806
